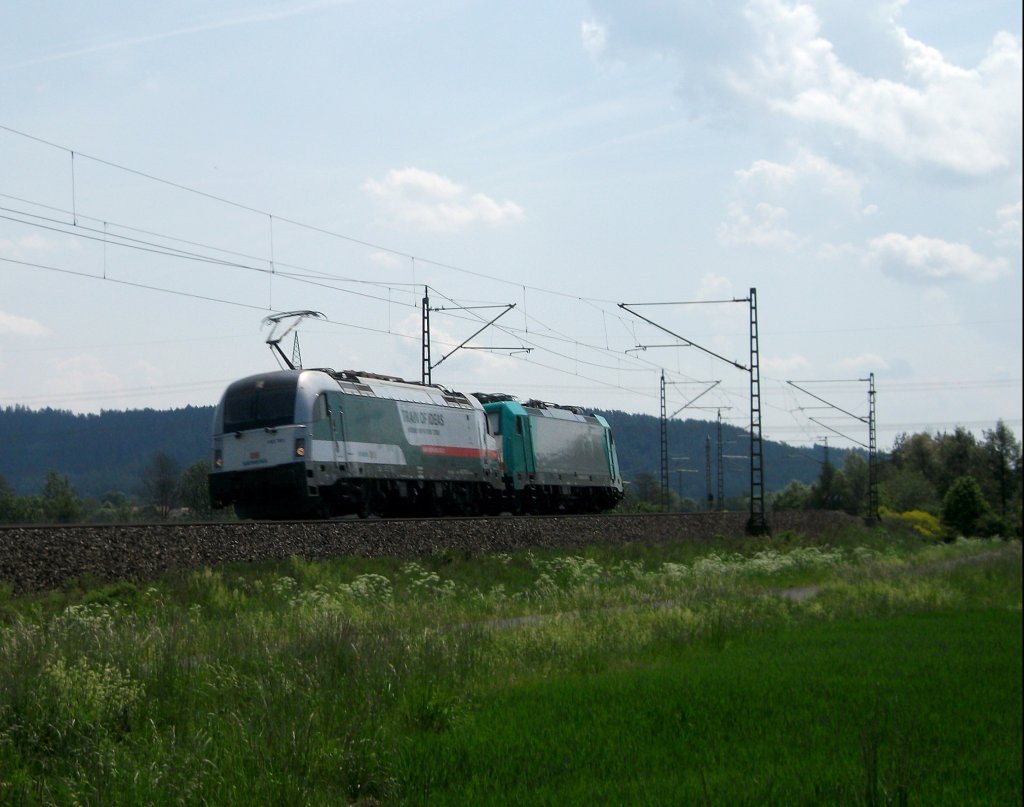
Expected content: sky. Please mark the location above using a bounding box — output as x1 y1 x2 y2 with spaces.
1 0 1021 459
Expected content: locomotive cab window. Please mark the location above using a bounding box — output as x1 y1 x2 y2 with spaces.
313 394 329 423
223 376 298 432
487 412 502 435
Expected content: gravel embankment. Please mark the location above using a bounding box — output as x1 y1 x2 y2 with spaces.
0 511 860 595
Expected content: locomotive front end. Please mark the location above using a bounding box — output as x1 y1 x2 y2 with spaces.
209 371 318 518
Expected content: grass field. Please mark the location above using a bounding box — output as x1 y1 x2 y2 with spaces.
0 528 1020 805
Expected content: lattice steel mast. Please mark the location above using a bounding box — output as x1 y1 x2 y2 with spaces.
867 372 879 523
748 288 768 534
705 435 712 510
619 289 769 534
716 410 724 510
660 370 669 512
421 289 432 385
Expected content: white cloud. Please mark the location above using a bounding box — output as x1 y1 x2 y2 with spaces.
0 311 49 337
986 200 1023 248
0 232 62 253
865 232 1009 282
589 0 1022 176
816 241 857 261
581 20 608 57
362 168 525 233
720 149 868 253
737 151 865 205
696 273 735 300
717 202 803 251
837 352 888 372
740 1 1022 176
765 354 811 373
367 250 404 270
53 354 124 397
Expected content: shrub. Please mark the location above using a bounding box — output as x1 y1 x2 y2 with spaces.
879 507 943 540
941 476 989 538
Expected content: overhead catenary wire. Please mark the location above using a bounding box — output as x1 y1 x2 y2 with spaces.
2 183 675 383
0 122 628 305
5 123 1020 341
0 206 421 309
0 254 676 410
5 247 1013 422
3 122 1019 439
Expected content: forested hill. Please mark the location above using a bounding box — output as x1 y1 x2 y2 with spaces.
596 410 824 502
0 405 829 500
0 406 212 498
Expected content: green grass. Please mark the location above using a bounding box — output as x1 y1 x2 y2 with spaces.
0 531 1020 805
398 609 1021 805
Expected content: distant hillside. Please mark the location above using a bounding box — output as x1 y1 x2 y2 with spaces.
0 406 213 498
595 410 826 502
0 405 833 500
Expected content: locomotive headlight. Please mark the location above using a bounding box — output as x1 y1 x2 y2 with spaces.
294 438 306 458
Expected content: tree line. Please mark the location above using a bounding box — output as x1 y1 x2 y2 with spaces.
0 452 213 524
621 420 1022 539
2 422 1020 537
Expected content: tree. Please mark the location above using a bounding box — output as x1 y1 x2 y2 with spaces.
880 469 940 515
891 432 939 481
620 472 663 512
841 452 870 516
807 461 847 511
982 420 1022 518
632 472 661 505
0 473 17 523
772 480 810 511
941 475 989 537
141 452 181 519
94 490 135 523
934 427 983 496
42 471 82 523
677 496 700 513
179 460 214 519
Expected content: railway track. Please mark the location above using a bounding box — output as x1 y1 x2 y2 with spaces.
0 511 859 595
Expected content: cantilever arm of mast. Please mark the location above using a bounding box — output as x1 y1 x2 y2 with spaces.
808 416 870 449
668 380 721 419
786 380 867 423
618 303 750 372
431 304 518 370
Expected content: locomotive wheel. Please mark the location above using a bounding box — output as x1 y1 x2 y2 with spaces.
356 494 371 519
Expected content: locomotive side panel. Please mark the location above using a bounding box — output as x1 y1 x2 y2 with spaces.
335 395 496 481
527 410 613 485
479 398 623 511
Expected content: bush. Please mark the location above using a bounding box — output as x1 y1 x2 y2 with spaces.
879 507 942 540
941 476 989 538
974 511 1016 540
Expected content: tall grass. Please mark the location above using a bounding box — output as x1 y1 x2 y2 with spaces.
0 532 1019 804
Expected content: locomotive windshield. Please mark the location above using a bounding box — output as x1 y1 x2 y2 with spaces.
222 375 298 432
